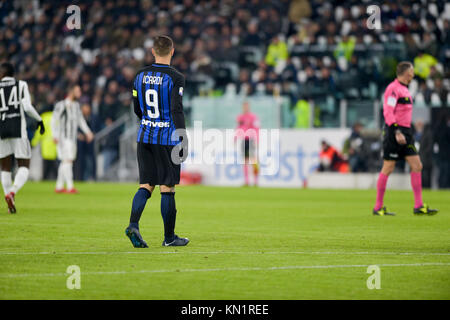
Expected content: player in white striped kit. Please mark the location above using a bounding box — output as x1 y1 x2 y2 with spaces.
0 62 45 213
51 85 93 194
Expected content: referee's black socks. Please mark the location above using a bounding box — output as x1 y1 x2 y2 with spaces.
129 188 152 229
161 192 177 243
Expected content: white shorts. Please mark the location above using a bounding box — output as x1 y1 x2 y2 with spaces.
57 139 77 161
0 137 32 159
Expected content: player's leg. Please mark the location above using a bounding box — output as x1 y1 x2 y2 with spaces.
125 183 154 248
62 160 76 193
250 139 259 186
55 141 66 192
63 140 77 193
9 158 30 197
129 183 155 230
160 184 189 246
243 159 250 186
406 155 438 215
243 138 250 186
0 139 13 197
373 160 396 216
252 162 259 186
11 137 32 195
1 155 16 213
4 137 32 212
55 160 65 192
1 156 13 196
125 143 154 248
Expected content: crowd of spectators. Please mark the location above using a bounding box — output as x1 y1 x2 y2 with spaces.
1 0 449 119
0 0 449 182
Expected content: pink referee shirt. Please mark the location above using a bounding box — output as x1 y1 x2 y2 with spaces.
236 112 260 142
383 79 413 128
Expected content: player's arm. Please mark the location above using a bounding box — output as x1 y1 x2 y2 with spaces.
20 81 45 133
51 101 63 143
170 74 188 162
383 87 406 145
132 77 142 119
77 103 94 142
171 75 186 130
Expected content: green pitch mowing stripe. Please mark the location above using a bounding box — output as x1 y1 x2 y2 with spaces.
0 182 449 299
1 262 449 278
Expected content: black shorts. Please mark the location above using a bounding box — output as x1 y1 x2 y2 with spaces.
137 143 180 186
242 138 256 159
382 125 418 161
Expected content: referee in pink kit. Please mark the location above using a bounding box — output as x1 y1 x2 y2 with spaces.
373 61 438 216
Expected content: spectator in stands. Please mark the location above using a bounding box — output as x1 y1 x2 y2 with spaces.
316 67 336 96
242 21 263 47
2 0 449 183
288 0 311 23
318 140 349 173
75 104 100 181
414 51 438 80
435 113 450 189
421 33 439 58
293 99 310 128
333 35 355 62
264 35 288 68
414 121 433 188
394 16 409 34
343 123 367 173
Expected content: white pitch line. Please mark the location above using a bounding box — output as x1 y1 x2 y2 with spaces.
1 262 449 278
0 251 449 256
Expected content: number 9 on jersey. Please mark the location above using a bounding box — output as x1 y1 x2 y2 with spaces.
145 89 160 118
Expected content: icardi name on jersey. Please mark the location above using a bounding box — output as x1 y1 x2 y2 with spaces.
133 63 186 146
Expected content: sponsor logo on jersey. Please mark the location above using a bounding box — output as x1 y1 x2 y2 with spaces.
141 119 170 127
143 75 163 85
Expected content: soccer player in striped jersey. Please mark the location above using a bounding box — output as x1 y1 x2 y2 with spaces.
125 35 189 248
51 84 93 194
373 61 438 216
0 62 45 213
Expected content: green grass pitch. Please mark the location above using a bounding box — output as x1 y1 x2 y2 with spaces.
0 182 449 299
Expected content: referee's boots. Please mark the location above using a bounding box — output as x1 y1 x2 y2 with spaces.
414 204 438 216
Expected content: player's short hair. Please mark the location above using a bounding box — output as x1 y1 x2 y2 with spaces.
0 62 15 77
396 61 413 76
68 83 80 92
153 35 173 57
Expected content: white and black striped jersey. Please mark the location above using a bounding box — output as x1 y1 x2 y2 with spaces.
51 98 92 142
0 76 42 139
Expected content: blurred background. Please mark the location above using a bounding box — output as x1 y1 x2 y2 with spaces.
1 0 449 188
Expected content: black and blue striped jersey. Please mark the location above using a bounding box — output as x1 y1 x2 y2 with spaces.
132 63 186 146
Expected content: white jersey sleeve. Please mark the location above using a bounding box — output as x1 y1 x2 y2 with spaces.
51 101 64 140
19 80 42 122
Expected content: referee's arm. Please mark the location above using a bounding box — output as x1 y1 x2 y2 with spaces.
383 87 398 127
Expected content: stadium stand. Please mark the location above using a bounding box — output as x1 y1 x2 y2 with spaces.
1 0 449 184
